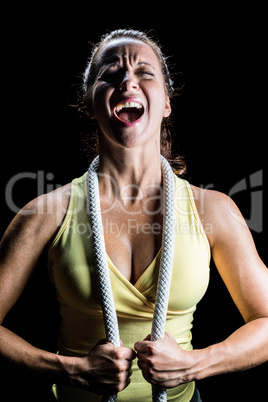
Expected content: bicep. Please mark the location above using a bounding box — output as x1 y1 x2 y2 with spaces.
0 187 69 323
0 210 46 323
210 196 268 323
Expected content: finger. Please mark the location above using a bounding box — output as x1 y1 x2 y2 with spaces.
143 334 151 341
94 338 109 346
134 340 151 353
164 331 175 341
137 359 150 371
123 347 137 361
114 346 136 361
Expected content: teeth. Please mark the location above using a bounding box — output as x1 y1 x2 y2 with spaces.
116 102 143 113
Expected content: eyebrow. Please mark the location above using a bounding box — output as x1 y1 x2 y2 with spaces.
101 55 156 70
101 55 121 67
137 61 156 70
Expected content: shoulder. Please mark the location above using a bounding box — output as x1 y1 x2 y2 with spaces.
21 182 71 223
189 184 250 249
190 184 232 214
1 183 72 251
30 182 71 215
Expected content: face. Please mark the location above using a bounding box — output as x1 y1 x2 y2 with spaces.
88 38 171 150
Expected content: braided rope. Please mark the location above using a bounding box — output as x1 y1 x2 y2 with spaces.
87 155 176 402
151 156 176 402
87 156 120 402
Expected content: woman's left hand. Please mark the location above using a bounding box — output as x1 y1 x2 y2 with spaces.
134 332 194 388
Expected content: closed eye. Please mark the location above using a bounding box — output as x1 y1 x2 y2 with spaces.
98 68 124 84
135 67 155 78
97 64 155 84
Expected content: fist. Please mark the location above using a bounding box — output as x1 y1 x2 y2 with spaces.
77 339 136 395
134 332 192 388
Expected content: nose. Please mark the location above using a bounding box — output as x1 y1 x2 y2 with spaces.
119 71 139 91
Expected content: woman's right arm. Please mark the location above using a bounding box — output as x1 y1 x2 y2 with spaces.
0 185 74 384
0 184 134 394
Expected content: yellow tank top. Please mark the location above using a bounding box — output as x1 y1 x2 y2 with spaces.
48 172 210 401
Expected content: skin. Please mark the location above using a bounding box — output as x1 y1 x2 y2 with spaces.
0 38 268 396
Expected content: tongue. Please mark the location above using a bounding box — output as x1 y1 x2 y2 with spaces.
118 111 140 122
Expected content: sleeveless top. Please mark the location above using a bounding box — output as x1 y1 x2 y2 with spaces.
47 172 211 401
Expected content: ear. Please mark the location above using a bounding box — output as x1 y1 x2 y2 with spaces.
163 97 171 118
85 92 96 119
86 110 96 119
86 103 96 119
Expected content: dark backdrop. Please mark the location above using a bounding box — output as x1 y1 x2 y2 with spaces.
1 4 267 401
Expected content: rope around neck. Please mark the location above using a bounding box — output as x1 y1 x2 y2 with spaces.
87 155 176 402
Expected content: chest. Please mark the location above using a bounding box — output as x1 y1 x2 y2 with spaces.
101 199 163 284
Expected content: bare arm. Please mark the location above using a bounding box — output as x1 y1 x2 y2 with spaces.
0 185 73 383
190 188 268 379
0 185 135 393
135 188 268 387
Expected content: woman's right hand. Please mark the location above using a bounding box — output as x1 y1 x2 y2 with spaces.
71 339 136 395
0 191 134 397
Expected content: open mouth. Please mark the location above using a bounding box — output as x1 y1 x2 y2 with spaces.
114 101 144 123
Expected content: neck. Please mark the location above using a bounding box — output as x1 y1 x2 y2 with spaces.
98 144 162 202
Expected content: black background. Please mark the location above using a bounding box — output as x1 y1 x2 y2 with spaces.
1 4 267 401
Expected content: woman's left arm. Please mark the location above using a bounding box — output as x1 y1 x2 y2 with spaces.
194 189 268 377
135 189 268 387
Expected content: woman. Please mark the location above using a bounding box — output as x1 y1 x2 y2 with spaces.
0 29 268 402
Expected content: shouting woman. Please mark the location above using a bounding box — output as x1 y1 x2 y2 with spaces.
0 29 268 402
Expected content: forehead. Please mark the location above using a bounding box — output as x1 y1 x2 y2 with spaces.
95 38 161 68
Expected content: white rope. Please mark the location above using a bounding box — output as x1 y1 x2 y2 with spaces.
87 155 176 402
150 156 176 402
